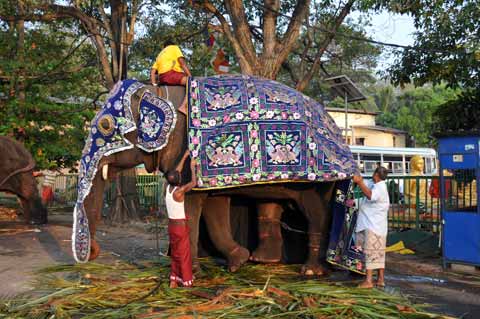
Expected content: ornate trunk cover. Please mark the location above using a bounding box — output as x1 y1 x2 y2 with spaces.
72 80 176 263
188 75 358 189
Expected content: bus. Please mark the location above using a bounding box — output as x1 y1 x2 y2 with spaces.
349 146 437 176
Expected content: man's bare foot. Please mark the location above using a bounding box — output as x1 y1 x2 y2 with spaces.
357 281 374 289
169 280 178 288
376 280 385 288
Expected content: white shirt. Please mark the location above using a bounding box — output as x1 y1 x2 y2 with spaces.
42 170 57 187
356 180 390 236
165 186 186 219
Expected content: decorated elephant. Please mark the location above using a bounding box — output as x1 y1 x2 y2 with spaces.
72 76 357 276
0 136 47 224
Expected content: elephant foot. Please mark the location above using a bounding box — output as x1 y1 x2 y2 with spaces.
227 246 250 273
88 239 101 261
300 263 328 277
250 238 282 263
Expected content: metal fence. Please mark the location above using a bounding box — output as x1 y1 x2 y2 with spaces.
45 174 443 232
354 176 442 233
50 174 166 212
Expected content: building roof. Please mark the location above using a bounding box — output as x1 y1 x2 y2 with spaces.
325 107 379 116
352 125 406 134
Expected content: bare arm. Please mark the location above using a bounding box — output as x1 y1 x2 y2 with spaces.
179 57 191 77
353 175 372 200
182 158 197 192
150 69 157 85
174 150 190 172
173 159 197 202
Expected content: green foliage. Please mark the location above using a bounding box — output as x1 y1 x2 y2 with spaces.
434 90 480 134
0 22 101 169
388 0 480 90
0 98 94 170
281 18 382 102
376 85 459 146
129 2 238 80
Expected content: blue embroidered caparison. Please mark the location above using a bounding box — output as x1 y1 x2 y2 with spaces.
188 75 357 189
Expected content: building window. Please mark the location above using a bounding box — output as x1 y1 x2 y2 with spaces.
393 136 396 147
355 137 365 146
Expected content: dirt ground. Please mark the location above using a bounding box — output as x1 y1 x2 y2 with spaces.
1 209 480 318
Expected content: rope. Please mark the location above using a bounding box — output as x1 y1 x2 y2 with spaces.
164 86 170 101
280 221 322 236
0 159 36 188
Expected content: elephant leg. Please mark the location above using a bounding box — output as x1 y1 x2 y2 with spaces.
18 172 47 225
297 184 335 276
250 202 283 263
185 192 208 273
202 196 249 272
84 170 106 261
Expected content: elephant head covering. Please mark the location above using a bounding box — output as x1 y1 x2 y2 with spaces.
73 80 177 263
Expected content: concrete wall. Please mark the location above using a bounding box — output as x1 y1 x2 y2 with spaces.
352 127 406 147
327 111 376 128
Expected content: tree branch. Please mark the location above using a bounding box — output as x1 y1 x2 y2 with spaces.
280 0 310 51
296 0 355 91
224 0 258 66
198 0 254 74
98 4 118 79
262 0 280 58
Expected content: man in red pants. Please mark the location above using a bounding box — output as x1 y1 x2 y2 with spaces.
165 151 197 288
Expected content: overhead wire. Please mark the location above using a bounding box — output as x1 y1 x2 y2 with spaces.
249 0 459 54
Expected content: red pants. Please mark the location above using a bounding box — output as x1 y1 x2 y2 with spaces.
168 219 193 287
158 70 186 85
42 186 54 204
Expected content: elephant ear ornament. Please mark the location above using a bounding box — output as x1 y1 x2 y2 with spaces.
72 80 177 263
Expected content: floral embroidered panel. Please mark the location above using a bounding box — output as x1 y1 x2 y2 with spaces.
188 75 358 189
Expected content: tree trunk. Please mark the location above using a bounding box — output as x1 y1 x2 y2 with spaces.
106 1 137 223
107 169 141 224
15 0 25 103
110 0 128 81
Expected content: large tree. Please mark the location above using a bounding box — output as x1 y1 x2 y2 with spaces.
186 0 360 88
388 0 480 90
1 0 142 89
0 21 97 168
1 0 146 221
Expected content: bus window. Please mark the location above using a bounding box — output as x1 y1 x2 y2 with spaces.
392 162 403 174
364 161 377 174
358 161 365 172
425 157 436 175
349 146 437 177
425 157 430 174
381 162 391 173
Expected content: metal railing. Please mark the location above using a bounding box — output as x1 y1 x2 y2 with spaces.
1 174 443 233
354 176 442 233
49 174 166 212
